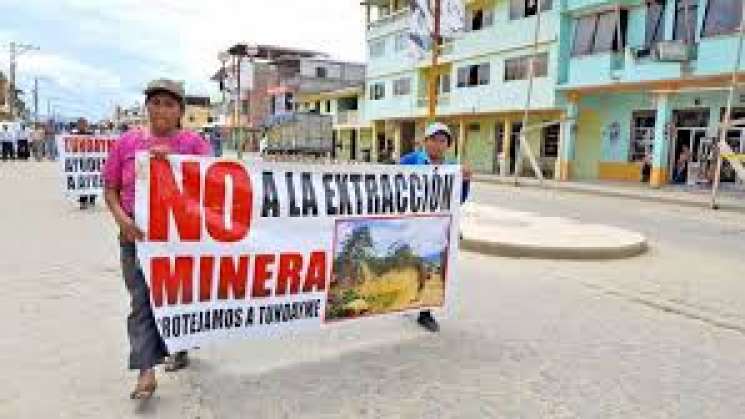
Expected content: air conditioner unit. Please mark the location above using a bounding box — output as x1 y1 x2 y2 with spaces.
655 41 693 62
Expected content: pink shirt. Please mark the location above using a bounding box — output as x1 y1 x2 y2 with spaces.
103 128 211 216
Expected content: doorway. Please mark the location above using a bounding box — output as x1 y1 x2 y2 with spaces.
671 109 709 183
400 121 416 156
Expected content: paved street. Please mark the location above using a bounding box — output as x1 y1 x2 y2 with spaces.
2 162 745 418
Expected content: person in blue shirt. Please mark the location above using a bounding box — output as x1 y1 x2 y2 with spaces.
400 122 471 332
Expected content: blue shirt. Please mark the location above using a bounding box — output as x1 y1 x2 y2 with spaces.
399 150 470 203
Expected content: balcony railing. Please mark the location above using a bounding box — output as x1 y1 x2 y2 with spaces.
368 8 409 30
336 110 359 125
416 95 450 108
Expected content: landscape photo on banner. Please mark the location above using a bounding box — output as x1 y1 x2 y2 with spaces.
134 153 462 352
56 134 117 199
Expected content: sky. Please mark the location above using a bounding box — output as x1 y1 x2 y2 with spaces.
0 0 366 121
336 217 451 258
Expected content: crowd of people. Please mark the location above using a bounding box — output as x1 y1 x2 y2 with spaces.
0 121 58 162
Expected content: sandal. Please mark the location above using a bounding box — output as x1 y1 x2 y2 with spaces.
164 351 189 372
130 374 157 400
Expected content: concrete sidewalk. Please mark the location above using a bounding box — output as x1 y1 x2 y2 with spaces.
460 203 648 260
473 174 745 213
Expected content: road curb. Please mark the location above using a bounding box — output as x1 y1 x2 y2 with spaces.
461 236 649 260
473 176 745 214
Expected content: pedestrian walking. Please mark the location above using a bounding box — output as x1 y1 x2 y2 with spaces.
210 126 223 157
31 123 45 161
45 122 58 161
73 118 99 210
102 78 211 400
16 123 30 160
1 124 14 161
399 122 471 332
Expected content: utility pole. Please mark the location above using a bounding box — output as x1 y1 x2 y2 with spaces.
5 41 40 120
33 77 38 125
710 0 745 209
513 0 545 185
427 0 441 122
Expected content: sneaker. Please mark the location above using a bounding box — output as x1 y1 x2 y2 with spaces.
417 310 439 333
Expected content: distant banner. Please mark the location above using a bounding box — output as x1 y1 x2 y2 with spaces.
56 135 116 198
135 154 462 352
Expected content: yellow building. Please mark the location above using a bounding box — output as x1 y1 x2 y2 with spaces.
181 96 213 131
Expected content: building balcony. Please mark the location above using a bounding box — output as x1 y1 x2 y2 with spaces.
336 110 360 126
416 95 451 108
366 8 409 40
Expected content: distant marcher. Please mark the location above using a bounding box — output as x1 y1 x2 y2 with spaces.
32 124 45 161
45 122 58 161
1 125 14 161
210 127 223 157
399 122 471 332
73 118 98 210
103 78 211 400
16 124 30 160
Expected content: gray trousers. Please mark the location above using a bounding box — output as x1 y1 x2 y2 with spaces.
120 241 168 370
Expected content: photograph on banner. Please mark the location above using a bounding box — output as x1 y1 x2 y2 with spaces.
56 134 117 199
327 216 451 321
134 154 462 352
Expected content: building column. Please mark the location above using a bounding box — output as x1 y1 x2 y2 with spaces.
458 119 466 162
393 122 401 161
500 119 512 177
651 93 672 187
558 95 579 181
371 123 378 163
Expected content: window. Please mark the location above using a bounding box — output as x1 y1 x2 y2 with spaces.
393 77 411 96
370 82 385 100
646 0 666 46
703 0 743 37
542 123 560 157
504 53 549 81
369 39 386 58
478 63 490 85
510 0 552 19
439 73 451 93
630 111 656 162
674 0 699 42
316 66 327 78
395 33 408 51
457 63 490 87
571 10 628 56
467 8 494 31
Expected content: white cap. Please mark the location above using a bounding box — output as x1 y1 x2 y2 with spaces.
424 122 451 139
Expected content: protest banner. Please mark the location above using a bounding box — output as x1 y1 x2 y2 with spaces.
135 154 462 352
56 134 117 199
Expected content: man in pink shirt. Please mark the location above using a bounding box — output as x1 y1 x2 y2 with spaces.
103 79 210 400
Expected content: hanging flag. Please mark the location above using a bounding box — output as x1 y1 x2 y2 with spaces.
440 0 466 39
408 0 433 60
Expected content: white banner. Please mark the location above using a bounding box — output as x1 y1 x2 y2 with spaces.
56 134 116 199
440 0 466 39
135 154 462 352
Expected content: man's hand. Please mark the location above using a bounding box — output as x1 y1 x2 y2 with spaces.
150 144 170 160
120 217 145 242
